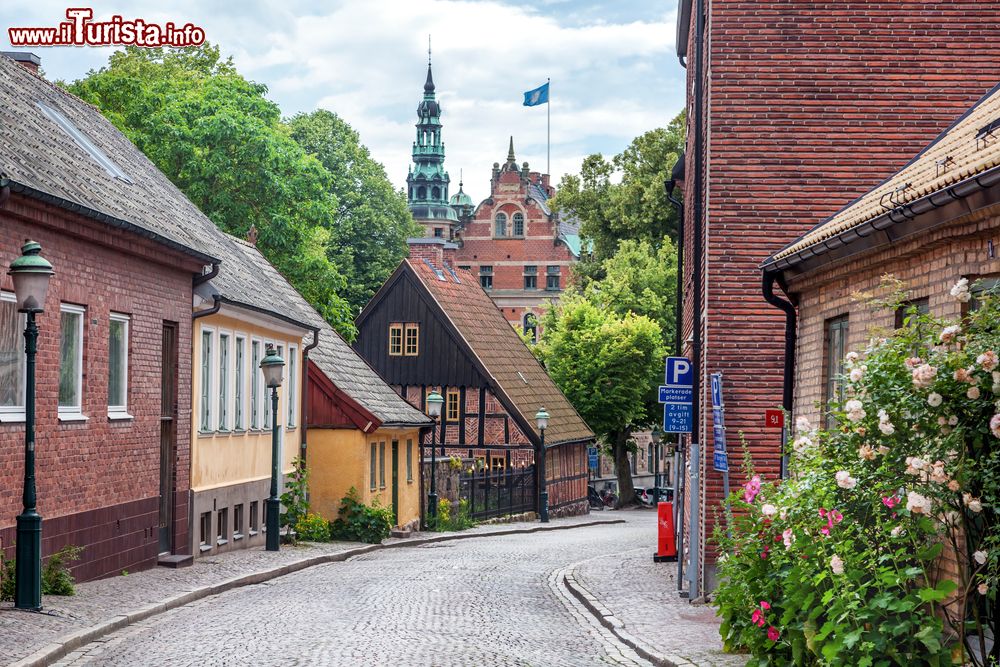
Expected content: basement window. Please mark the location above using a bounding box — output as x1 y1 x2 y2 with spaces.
36 101 132 183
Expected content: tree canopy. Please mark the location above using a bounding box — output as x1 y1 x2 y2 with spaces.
67 45 416 337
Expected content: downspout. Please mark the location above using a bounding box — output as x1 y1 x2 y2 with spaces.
688 0 705 601
193 262 219 287
300 327 320 462
761 271 797 479
191 295 221 320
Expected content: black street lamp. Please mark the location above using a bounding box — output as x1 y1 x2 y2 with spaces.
9 240 54 611
535 407 550 523
425 390 444 528
259 345 284 551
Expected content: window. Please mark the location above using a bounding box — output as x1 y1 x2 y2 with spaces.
389 324 403 356
249 501 259 534
406 439 413 482
824 315 849 425
495 212 508 237
234 336 246 430
523 265 537 290
36 101 132 183
200 329 213 431
434 228 443 238
0 292 26 419
417 186 426 199
969 277 1000 312
108 314 129 417
491 456 506 471
287 345 297 428
432 186 441 200
218 333 230 431
261 499 268 533
480 266 493 291
894 297 929 329
199 512 211 551
370 443 377 490
546 266 561 291
233 504 244 540
216 508 228 545
59 304 85 416
446 389 460 421
523 313 538 343
250 340 261 429
404 324 419 356
513 212 525 236
379 441 386 488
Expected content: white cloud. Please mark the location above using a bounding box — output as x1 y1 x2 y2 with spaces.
3 0 684 200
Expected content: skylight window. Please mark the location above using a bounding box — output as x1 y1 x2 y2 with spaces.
36 101 132 183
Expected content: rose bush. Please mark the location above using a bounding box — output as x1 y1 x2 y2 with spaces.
715 278 998 666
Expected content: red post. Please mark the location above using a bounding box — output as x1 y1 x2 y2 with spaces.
654 501 678 563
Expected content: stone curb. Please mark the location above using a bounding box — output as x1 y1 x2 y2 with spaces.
563 564 693 667
7 517 624 667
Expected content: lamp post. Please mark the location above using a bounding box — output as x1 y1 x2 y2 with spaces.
259 345 284 551
425 390 444 528
9 240 54 611
535 407 550 523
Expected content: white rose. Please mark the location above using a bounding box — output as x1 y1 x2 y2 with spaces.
928 393 943 407
795 416 812 433
968 386 981 400
878 421 895 435
974 550 988 565
890 526 905 538
849 367 864 383
979 583 989 595
761 503 778 518
835 471 857 489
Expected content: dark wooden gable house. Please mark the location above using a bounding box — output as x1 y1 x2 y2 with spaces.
354 241 594 517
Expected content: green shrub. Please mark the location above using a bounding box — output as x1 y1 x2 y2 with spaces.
329 487 393 544
294 512 332 542
280 457 310 541
432 497 476 532
715 276 999 666
0 544 82 600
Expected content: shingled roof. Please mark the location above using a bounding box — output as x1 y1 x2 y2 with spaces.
405 258 594 447
766 81 1000 272
0 54 223 263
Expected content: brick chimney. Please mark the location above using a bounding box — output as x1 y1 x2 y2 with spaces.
407 237 458 269
2 52 41 74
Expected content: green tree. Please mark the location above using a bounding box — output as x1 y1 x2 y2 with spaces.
537 296 665 506
552 111 685 267
67 45 355 334
285 110 421 311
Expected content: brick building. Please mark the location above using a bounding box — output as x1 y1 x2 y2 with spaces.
354 244 594 517
403 59 582 334
675 0 1000 595
0 52 213 579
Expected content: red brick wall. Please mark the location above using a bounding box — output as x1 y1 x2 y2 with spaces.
0 195 199 580
682 0 1000 584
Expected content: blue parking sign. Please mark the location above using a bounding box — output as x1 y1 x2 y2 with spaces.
660 357 693 434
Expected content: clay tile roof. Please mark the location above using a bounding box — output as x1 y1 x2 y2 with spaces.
768 82 1000 268
406 259 594 446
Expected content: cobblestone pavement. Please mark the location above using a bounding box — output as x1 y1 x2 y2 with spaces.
571 546 745 667
42 512 721 667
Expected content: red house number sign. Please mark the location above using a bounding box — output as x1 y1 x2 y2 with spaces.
764 409 784 429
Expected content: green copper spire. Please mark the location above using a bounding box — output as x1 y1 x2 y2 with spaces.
406 39 457 228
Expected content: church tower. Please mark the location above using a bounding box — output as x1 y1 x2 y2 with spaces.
406 45 458 238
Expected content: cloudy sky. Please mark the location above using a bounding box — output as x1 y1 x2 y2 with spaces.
3 1 685 202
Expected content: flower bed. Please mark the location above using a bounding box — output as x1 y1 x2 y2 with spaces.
715 278 997 666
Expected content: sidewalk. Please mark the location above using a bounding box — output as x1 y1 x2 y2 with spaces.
1 514 621 667
565 544 745 667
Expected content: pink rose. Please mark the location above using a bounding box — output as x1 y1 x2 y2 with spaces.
767 626 780 642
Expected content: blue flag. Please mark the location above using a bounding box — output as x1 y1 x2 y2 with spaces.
523 82 549 107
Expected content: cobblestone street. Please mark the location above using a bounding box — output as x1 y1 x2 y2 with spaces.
35 512 728 667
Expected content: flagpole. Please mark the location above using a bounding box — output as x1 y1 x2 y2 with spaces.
546 77 551 178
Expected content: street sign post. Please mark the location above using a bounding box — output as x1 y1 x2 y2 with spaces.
588 447 599 470
659 357 693 434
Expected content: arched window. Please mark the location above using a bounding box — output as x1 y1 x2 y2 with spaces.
495 212 508 237
417 186 427 200
431 186 441 200
513 212 525 236
523 313 538 343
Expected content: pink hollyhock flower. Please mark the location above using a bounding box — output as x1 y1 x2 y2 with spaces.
830 554 845 575
882 496 898 509
820 526 830 536
759 601 771 610
743 475 761 503
818 508 827 518
767 626 780 642
782 528 794 549
751 609 765 627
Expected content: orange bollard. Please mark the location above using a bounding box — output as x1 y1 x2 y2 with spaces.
653 501 678 563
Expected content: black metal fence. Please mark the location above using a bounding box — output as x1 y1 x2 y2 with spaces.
458 464 536 520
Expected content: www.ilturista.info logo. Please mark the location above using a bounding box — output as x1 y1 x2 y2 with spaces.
8 8 206 48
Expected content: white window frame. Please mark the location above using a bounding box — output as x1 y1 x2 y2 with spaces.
58 303 87 421
199 326 215 433
107 313 131 419
234 334 247 431
287 344 298 429
0 291 26 422
218 331 232 431
263 339 275 430
250 338 263 430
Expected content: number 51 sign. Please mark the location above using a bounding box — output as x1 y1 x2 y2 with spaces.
764 409 784 429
